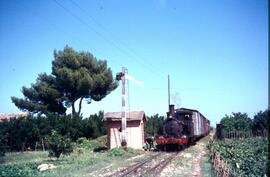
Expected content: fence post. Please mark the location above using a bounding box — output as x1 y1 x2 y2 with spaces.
42 138 45 151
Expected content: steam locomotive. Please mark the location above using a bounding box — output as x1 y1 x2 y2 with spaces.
156 105 210 150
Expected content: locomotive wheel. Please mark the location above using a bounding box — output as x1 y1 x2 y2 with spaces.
177 145 182 151
156 144 165 151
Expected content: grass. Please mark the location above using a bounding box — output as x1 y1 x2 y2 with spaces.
0 135 216 177
201 154 215 177
0 151 48 165
0 136 145 177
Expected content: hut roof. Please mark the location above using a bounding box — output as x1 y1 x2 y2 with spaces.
103 111 146 122
177 108 207 119
0 112 28 121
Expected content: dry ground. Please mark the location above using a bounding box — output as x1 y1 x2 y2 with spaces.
160 135 214 177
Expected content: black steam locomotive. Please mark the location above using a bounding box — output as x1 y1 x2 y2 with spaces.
156 105 210 150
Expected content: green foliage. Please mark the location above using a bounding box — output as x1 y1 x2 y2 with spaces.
82 111 106 139
252 109 268 131
52 46 118 115
47 130 73 159
0 162 38 177
11 46 118 116
0 144 144 177
220 112 252 134
0 137 6 156
11 73 66 114
107 147 139 157
75 135 107 151
0 112 106 152
0 117 40 151
107 148 126 157
0 121 8 156
145 114 164 136
208 138 268 176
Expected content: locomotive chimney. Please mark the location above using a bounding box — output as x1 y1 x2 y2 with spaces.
167 104 175 118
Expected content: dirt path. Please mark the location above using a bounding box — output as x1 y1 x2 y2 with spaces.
93 135 212 177
160 135 211 177
192 143 206 177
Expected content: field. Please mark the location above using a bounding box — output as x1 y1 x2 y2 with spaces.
208 137 268 177
0 136 146 177
0 135 213 177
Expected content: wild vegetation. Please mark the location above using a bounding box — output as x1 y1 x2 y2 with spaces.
0 136 144 177
145 114 164 137
219 110 268 134
0 111 106 156
47 130 73 159
208 138 268 176
208 109 269 177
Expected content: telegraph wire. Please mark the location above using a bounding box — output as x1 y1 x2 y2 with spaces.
53 0 139 66
69 0 168 79
17 1 122 67
54 0 167 80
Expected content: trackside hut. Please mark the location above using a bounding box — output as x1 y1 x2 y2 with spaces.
103 111 146 149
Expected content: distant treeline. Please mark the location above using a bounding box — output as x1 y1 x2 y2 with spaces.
0 112 166 156
0 112 106 154
145 114 164 137
216 110 268 139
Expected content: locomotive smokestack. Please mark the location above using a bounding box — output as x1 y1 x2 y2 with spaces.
168 75 170 106
167 104 175 118
167 75 175 118
169 105 175 115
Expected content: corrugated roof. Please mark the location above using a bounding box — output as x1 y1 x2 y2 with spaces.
0 113 28 121
103 111 145 122
177 108 208 119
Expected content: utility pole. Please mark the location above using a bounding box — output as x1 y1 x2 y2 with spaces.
116 67 127 147
168 75 170 106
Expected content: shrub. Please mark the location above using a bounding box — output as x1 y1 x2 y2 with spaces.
47 130 73 159
0 163 38 177
76 137 92 150
208 138 268 176
75 136 107 151
107 147 139 157
0 128 7 156
220 112 252 134
107 148 126 157
0 138 6 156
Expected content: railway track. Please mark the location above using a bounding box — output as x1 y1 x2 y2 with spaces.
106 152 179 177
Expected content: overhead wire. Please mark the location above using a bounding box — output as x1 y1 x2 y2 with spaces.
54 0 168 80
17 1 122 67
69 0 168 79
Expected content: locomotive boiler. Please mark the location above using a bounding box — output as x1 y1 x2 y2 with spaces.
156 105 210 150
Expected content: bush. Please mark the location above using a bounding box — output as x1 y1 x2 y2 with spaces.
107 147 139 157
0 126 8 156
0 163 38 177
47 130 73 159
145 114 164 136
0 137 7 156
220 112 252 134
0 111 107 152
208 138 268 176
107 148 126 157
75 136 107 151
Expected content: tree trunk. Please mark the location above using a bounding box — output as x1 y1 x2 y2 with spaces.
78 97 83 116
72 102 76 116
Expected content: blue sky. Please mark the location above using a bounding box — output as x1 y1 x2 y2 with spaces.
0 0 268 125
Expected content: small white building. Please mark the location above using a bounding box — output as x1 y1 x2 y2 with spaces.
0 113 28 121
102 111 146 149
